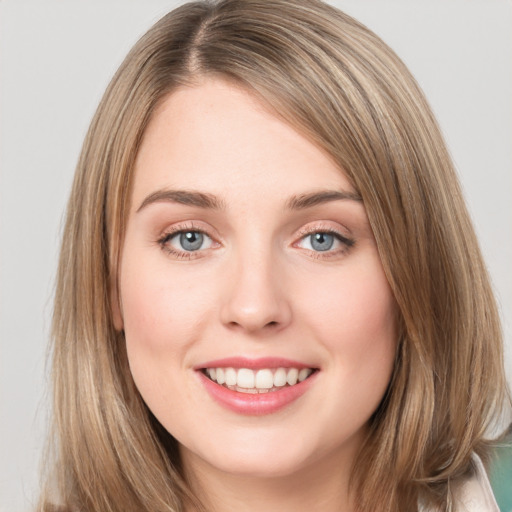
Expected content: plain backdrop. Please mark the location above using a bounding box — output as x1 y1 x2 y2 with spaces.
1 1 511 511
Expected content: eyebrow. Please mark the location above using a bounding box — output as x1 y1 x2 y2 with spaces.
286 190 362 209
136 187 362 213
136 189 226 212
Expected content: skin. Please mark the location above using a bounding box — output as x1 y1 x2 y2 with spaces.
114 78 397 512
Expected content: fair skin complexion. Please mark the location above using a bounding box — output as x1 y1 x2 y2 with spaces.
114 78 397 512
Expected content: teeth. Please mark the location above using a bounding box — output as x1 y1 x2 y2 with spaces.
287 368 298 386
205 366 315 391
273 367 287 387
225 368 237 386
298 368 312 382
237 368 255 388
255 369 273 389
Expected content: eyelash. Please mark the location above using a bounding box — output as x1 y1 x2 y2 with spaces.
294 226 355 259
157 224 355 260
157 222 213 260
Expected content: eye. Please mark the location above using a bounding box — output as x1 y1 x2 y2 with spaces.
160 230 213 253
296 230 354 255
303 232 336 252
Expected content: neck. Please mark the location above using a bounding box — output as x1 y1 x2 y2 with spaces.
181 443 358 512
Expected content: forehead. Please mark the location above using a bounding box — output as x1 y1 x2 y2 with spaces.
132 78 355 207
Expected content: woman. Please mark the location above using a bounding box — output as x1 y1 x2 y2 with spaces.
40 1 510 511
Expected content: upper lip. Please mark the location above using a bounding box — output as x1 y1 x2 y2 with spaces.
194 357 317 370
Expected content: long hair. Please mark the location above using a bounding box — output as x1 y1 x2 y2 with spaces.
40 1 510 511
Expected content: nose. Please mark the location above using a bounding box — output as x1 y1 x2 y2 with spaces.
219 249 292 334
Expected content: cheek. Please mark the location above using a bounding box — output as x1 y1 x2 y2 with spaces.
301 258 397 380
119 256 216 407
121 262 208 350
118 256 219 429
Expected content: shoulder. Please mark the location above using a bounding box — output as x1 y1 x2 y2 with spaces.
453 453 500 512
419 453 499 512
451 453 499 512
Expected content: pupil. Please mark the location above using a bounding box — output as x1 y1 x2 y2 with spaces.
311 233 334 251
180 231 203 251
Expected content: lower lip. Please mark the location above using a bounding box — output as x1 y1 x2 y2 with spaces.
198 371 317 415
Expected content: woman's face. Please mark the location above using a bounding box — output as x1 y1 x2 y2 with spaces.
116 78 397 480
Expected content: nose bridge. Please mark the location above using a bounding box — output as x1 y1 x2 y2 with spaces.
220 235 291 333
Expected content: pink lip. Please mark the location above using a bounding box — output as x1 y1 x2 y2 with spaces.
195 356 314 370
196 364 318 416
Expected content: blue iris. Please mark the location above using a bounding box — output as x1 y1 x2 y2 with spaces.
180 231 204 251
310 233 334 251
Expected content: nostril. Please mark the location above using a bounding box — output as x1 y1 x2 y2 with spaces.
226 319 280 331
220 289 292 332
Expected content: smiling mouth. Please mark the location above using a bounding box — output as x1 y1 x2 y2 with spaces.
202 367 317 394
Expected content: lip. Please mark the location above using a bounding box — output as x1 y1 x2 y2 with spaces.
194 356 314 370
195 357 318 416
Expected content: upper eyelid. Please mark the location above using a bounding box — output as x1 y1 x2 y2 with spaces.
295 231 353 248
158 221 217 239
156 221 354 247
160 230 211 244
294 222 353 240
162 225 210 237
296 225 343 236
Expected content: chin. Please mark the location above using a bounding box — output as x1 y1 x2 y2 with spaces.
180 425 331 480
205 450 312 479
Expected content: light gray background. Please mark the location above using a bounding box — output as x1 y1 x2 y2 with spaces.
1 1 511 511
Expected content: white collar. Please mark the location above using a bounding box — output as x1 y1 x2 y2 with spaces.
419 453 499 511
451 453 499 511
